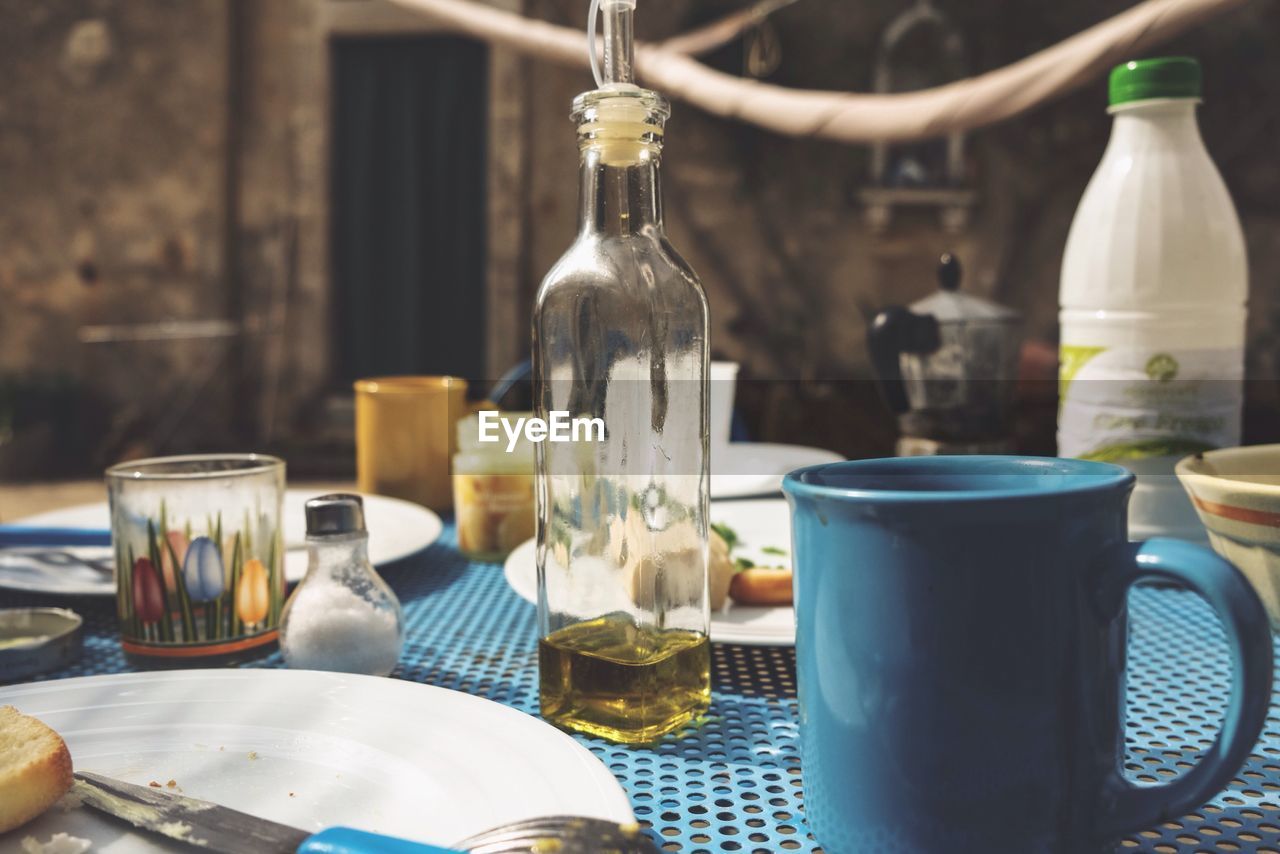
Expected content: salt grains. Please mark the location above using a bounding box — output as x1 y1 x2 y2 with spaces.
280 582 402 676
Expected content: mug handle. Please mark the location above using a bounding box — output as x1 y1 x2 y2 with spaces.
1093 538 1274 840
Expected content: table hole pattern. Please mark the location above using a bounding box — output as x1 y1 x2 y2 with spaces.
3 529 1280 853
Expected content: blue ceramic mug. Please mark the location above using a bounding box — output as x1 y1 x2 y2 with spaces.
782 456 1273 854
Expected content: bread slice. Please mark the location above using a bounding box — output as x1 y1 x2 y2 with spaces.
729 567 794 606
0 706 73 833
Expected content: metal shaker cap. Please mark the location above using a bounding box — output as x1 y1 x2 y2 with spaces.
305 494 366 536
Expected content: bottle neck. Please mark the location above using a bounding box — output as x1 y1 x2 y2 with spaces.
578 146 664 236
1107 99 1204 151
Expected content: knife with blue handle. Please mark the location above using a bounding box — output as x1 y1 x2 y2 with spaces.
73 772 462 853
300 829 457 854
0 525 113 548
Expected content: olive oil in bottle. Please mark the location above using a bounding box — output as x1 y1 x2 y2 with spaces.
532 0 711 746
539 615 711 742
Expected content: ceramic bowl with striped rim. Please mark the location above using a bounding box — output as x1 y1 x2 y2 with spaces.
1177 444 1280 630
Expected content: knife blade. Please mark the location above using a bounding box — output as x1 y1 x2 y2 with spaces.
73 771 313 854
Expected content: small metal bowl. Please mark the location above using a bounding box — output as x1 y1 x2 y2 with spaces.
0 607 84 681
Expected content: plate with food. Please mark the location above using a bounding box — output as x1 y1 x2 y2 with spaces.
710 443 843 499
503 499 795 646
0 491 443 597
0 670 633 851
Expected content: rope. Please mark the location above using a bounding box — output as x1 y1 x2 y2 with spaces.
385 0 1252 143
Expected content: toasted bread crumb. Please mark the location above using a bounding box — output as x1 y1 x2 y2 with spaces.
56 790 83 812
20 832 92 854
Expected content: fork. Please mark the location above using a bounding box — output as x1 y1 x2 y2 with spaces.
296 817 659 853
24 549 115 575
454 815 659 853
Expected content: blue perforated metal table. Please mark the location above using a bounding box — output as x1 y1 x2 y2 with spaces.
3 522 1280 853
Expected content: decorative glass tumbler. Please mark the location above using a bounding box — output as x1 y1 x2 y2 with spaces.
106 454 286 664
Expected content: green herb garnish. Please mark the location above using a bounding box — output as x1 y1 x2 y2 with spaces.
711 521 740 551
715 519 786 572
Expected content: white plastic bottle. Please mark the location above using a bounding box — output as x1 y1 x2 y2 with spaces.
1059 57 1247 541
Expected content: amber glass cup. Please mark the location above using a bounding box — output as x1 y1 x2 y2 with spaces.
355 376 467 512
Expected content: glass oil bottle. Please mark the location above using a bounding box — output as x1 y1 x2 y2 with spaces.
532 0 711 743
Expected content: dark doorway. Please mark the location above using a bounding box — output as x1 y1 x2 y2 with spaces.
330 36 488 387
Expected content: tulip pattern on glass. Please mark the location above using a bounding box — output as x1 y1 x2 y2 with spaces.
114 501 284 648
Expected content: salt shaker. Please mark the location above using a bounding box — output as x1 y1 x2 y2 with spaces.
279 494 404 676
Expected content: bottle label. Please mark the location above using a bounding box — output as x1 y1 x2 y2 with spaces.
1058 344 1243 461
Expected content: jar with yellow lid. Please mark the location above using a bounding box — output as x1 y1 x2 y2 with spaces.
452 412 536 561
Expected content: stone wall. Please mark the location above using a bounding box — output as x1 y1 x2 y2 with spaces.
518 0 1280 456
0 1 232 471
1 0 1277 475
0 0 329 472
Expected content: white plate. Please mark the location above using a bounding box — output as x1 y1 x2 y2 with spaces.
0 670 632 852
504 499 795 647
0 491 443 597
711 443 843 499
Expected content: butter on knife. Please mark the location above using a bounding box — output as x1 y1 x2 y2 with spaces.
72 772 457 854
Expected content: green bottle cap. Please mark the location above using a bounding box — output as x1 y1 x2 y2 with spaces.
1109 57 1202 106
